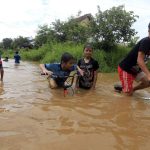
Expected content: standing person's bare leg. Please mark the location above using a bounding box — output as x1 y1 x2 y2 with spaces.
0 69 4 81
133 77 150 91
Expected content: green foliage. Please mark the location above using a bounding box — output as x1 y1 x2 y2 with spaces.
0 5 138 52
35 25 52 47
1 36 33 50
31 42 83 63
128 36 140 48
53 18 91 43
2 38 13 49
1 42 130 72
93 45 130 72
51 20 67 42
62 18 91 43
33 5 138 51
92 5 138 51
1 49 14 58
0 42 3 49
20 43 52 61
0 5 138 72
12 36 31 49
34 14 92 46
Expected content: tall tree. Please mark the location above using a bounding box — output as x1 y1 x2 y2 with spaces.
11 36 30 49
35 25 51 47
2 38 13 49
92 5 138 51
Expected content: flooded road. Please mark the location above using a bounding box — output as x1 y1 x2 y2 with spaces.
0 60 150 150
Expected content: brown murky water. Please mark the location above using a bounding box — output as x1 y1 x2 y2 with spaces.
0 60 150 150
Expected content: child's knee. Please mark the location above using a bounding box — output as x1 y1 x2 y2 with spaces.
49 79 57 89
50 85 57 89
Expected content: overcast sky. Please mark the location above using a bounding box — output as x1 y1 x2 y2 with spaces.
0 0 149 41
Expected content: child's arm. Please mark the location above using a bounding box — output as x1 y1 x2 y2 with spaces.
40 64 53 75
92 60 99 89
77 66 84 76
92 70 98 89
74 74 79 89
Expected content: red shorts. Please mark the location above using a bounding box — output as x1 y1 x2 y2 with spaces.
118 66 135 93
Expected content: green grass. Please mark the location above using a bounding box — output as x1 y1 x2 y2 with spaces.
0 49 14 58
0 43 130 72
42 43 83 63
94 46 130 72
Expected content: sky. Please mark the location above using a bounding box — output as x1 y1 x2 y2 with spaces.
0 0 149 41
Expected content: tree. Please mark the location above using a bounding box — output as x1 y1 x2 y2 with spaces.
51 19 67 42
65 18 91 43
35 25 52 47
11 36 30 49
128 36 140 47
92 5 138 51
2 38 13 49
0 42 3 49
35 13 92 45
51 16 92 43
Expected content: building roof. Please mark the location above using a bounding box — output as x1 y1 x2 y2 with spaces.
75 14 92 22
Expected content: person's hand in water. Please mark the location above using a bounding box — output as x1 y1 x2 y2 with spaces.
42 69 53 76
40 64 53 76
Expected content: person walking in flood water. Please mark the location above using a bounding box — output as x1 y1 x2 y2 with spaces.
116 23 150 96
76 44 99 90
14 51 21 64
0 56 4 81
40 52 76 89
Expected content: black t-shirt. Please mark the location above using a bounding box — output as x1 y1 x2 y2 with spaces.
119 37 150 75
78 58 99 89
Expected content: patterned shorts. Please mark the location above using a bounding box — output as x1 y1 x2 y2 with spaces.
118 66 135 93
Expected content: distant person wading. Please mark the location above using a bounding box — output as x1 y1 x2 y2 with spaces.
14 51 21 64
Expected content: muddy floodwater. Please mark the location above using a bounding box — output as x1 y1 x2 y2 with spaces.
0 60 150 150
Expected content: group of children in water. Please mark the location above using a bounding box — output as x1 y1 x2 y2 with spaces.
40 44 99 90
1 23 150 96
40 23 150 96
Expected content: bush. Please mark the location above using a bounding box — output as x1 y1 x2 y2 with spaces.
42 42 83 63
1 42 131 72
20 43 52 61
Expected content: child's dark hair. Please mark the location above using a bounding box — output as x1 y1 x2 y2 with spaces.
15 51 19 54
83 43 93 51
61 52 74 64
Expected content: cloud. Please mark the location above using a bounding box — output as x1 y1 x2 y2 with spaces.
0 0 149 41
0 0 48 40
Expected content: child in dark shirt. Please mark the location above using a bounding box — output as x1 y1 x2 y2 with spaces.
77 44 99 89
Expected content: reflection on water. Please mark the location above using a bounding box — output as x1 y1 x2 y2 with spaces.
0 60 150 150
